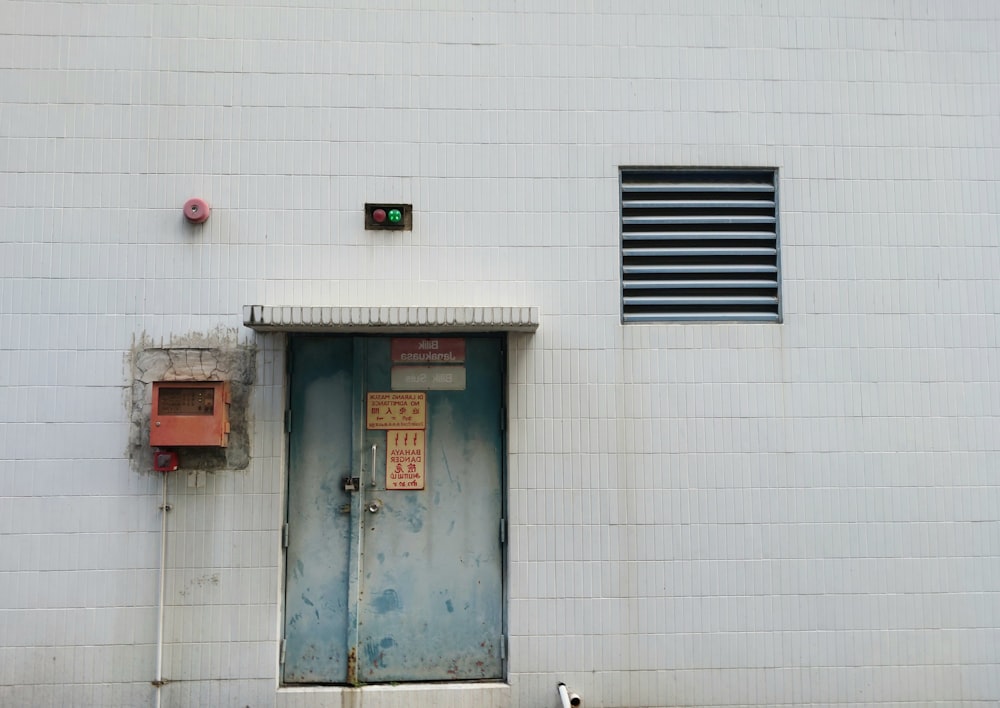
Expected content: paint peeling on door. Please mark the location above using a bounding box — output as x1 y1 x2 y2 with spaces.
372 589 401 613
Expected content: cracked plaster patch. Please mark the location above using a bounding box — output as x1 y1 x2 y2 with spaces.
129 340 256 473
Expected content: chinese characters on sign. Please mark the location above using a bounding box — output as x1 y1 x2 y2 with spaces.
368 393 428 490
386 430 425 490
366 392 426 430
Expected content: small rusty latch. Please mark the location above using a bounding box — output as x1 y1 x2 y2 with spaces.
343 476 360 492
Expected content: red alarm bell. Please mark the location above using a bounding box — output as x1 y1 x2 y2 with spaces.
183 198 211 224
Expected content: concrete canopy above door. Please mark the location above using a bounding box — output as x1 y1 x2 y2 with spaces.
243 306 539 334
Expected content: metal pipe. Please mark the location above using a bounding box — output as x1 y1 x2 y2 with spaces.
154 473 170 707
558 683 582 708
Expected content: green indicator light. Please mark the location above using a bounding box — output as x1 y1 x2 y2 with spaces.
387 208 402 224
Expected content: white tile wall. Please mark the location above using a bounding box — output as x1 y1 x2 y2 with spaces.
1 1 999 707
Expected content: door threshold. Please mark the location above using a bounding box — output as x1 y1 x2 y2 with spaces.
276 682 510 708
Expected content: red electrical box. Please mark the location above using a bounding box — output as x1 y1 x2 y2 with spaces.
150 381 231 447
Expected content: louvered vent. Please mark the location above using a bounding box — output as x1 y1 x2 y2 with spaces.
621 168 780 322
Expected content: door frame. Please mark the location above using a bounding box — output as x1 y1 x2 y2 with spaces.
278 332 510 686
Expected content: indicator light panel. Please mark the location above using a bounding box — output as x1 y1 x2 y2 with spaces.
365 203 412 231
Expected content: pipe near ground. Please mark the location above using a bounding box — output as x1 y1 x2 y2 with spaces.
558 682 582 708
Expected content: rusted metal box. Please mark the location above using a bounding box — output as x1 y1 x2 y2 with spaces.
150 381 230 447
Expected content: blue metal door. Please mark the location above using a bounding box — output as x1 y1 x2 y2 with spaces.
283 335 504 684
282 337 357 683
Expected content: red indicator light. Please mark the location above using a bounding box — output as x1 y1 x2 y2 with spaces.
372 208 387 224
153 449 179 473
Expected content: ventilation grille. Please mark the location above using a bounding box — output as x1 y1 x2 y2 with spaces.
621 168 780 323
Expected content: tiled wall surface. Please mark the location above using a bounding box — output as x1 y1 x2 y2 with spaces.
2 1 999 706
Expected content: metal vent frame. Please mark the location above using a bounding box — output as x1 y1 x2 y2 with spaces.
620 167 781 323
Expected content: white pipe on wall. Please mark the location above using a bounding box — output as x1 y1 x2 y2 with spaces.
558 682 582 708
154 474 170 708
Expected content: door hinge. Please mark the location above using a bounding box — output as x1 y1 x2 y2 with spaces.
285 409 292 433
282 522 289 549
500 407 506 432
279 638 286 665
499 518 506 545
500 634 507 660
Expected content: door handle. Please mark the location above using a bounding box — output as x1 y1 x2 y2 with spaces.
367 499 381 513
371 444 377 488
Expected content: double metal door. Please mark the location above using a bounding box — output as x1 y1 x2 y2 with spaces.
282 335 504 684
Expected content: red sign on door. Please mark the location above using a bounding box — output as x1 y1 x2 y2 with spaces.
391 338 465 364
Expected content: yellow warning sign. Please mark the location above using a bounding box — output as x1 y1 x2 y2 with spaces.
366 391 426 430
386 430 426 490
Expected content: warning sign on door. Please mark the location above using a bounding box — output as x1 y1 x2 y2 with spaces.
366 392 426 430
386 430 425 490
